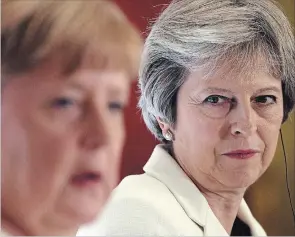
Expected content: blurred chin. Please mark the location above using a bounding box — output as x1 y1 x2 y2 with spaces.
78 206 103 224
67 198 106 226
58 186 110 226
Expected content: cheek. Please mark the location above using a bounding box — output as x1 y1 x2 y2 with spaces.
27 121 77 183
23 110 79 193
1 115 77 221
108 115 126 152
177 106 221 147
100 150 122 189
1 116 29 187
175 107 222 169
260 124 280 164
105 121 126 183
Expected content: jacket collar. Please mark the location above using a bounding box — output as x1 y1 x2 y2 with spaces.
143 145 265 236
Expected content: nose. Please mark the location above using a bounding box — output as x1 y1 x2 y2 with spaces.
229 101 257 137
79 106 110 150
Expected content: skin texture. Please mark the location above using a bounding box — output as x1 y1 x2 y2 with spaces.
158 64 283 233
1 56 130 235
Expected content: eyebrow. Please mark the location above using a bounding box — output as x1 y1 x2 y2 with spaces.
68 82 129 101
255 86 281 94
108 87 128 99
64 82 87 94
201 87 234 94
201 86 281 95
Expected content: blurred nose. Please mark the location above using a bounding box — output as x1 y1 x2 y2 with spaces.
79 105 110 150
229 100 257 137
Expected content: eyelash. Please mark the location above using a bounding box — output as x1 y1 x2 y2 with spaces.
254 95 277 105
51 98 125 109
51 97 76 109
203 95 233 105
203 95 277 106
108 102 124 112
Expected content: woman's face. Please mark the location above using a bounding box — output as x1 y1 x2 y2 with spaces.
172 67 283 191
1 58 130 234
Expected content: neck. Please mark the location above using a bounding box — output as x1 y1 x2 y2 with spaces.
1 214 79 236
199 186 245 234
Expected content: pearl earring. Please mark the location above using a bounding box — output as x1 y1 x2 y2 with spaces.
164 130 173 141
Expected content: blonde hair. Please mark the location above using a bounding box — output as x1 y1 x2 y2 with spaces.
1 0 142 79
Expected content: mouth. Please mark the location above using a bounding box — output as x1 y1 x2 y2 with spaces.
71 171 102 187
222 149 260 159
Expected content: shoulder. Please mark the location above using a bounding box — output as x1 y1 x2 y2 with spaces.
0 230 11 236
98 174 183 235
111 174 195 219
114 173 171 201
78 174 202 236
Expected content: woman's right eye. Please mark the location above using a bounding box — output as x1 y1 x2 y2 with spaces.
203 95 229 105
51 97 76 109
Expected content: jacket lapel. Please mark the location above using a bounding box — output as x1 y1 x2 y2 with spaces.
144 145 228 236
144 145 266 236
238 199 267 236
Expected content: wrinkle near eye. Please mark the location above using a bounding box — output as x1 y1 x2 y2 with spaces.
188 95 203 105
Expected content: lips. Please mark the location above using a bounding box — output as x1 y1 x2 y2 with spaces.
222 149 260 159
71 171 102 187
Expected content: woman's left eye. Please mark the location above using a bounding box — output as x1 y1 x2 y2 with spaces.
203 95 230 105
254 95 277 105
51 97 76 108
108 102 124 112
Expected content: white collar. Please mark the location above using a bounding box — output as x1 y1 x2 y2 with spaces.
143 144 266 236
1 230 11 236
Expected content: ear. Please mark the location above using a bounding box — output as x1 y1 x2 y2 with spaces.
156 117 170 135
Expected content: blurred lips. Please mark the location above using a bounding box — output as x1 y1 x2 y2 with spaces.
71 170 102 187
222 149 260 159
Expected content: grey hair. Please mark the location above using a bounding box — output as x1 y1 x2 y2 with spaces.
138 0 295 142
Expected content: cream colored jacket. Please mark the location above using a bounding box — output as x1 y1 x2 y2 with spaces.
0 230 10 236
78 145 267 236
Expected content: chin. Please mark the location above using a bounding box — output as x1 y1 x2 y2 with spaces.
73 205 103 225
80 211 101 225
223 171 261 189
60 182 111 225
61 195 106 226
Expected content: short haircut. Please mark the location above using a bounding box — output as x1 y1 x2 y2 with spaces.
138 0 295 142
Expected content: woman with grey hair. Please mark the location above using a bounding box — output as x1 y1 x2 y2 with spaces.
78 0 295 236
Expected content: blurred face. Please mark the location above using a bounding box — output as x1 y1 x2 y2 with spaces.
1 58 130 234
170 67 283 192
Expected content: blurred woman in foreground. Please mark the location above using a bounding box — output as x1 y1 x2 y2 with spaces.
1 0 142 235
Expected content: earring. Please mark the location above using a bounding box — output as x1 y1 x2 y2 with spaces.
164 130 173 141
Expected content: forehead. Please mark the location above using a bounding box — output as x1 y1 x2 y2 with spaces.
184 65 281 94
68 69 130 93
186 44 281 85
191 49 281 85
5 55 131 97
